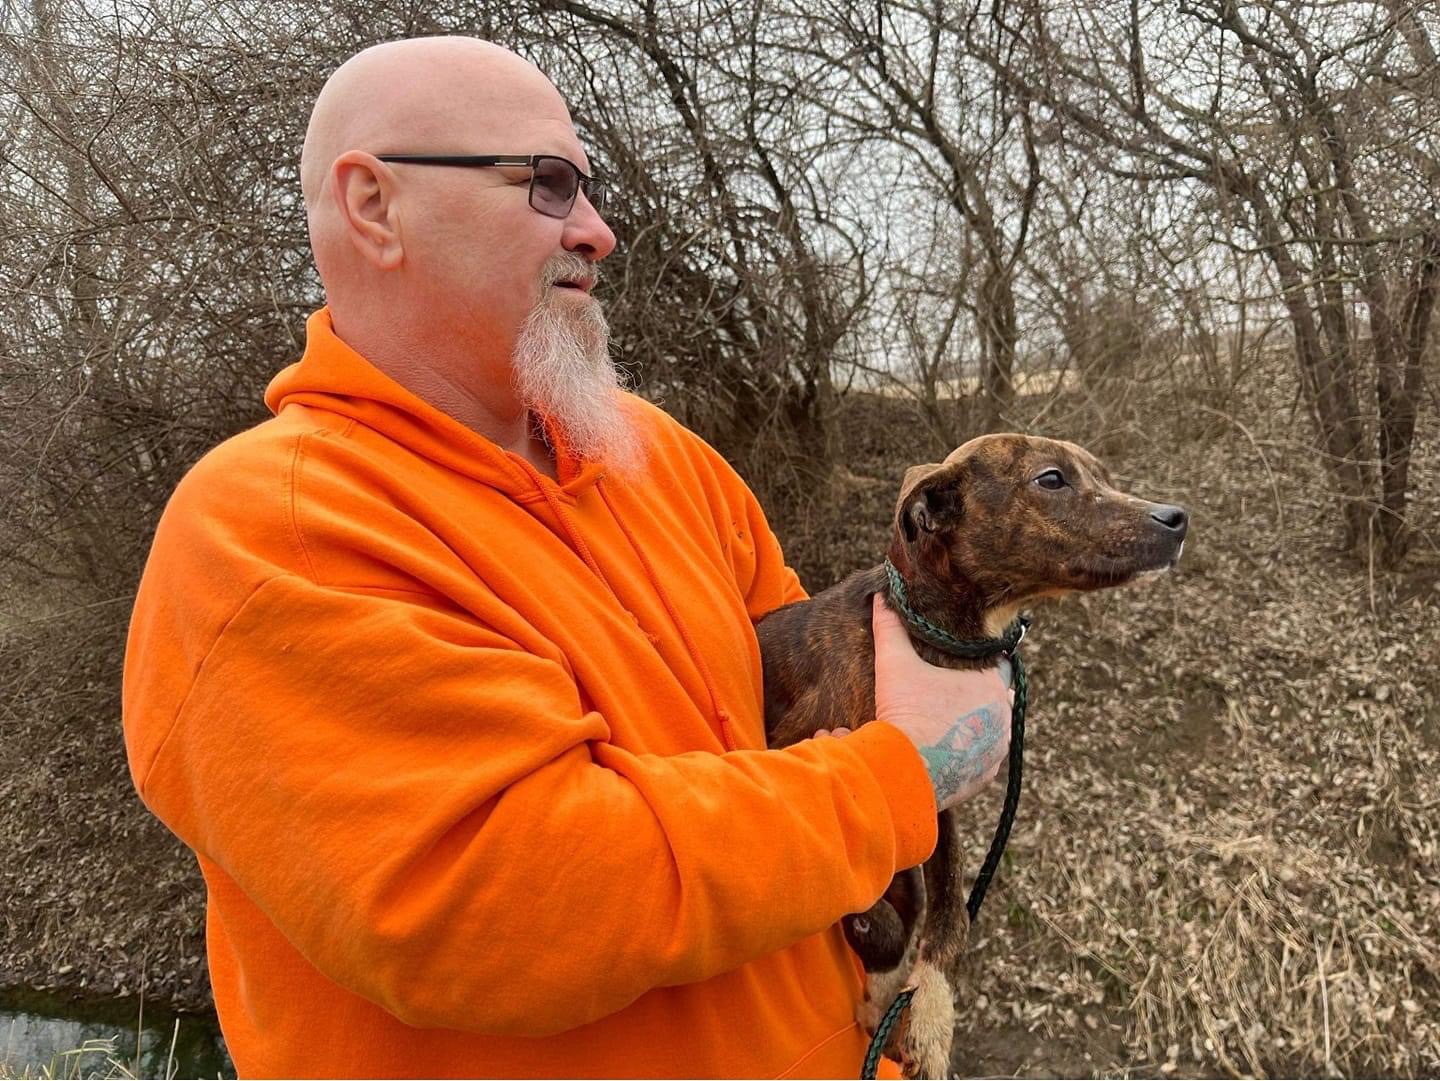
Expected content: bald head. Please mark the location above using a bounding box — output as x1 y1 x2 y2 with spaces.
300 38 568 211
294 37 623 469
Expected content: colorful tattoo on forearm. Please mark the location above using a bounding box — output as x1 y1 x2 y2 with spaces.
918 704 1003 804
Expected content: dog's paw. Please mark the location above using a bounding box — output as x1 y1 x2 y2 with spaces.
898 961 955 1079
856 932 921 1034
857 962 908 1034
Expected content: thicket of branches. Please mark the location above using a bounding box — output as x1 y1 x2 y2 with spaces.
979 0 1440 560
2 0 1437 603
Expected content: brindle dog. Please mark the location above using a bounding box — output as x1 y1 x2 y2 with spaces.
758 433 1187 1078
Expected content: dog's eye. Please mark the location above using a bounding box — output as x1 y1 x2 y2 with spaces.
1034 469 1068 490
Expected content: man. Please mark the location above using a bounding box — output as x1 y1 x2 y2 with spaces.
122 37 1011 1078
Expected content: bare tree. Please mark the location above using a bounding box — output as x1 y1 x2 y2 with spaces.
517 0 879 485
0 0 318 591
982 0 1440 563
768 0 1046 431
7 0 1435 602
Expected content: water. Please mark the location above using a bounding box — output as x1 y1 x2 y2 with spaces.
0 989 232 1079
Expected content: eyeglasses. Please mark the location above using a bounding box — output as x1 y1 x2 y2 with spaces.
375 153 608 219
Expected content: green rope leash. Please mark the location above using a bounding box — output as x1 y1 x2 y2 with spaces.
860 561 1030 1078
968 647 1025 920
882 560 1027 658
861 986 915 1080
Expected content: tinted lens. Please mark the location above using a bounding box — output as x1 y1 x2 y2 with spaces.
530 157 578 217
583 177 608 215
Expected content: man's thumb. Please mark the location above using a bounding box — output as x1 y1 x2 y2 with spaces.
871 592 906 654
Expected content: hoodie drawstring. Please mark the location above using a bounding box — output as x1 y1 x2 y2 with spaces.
533 480 613 597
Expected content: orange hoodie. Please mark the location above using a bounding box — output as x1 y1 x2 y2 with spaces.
122 309 937 1079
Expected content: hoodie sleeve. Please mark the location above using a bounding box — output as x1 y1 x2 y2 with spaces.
127 572 937 1038
732 476 810 619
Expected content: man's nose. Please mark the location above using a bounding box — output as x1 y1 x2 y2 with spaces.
563 191 616 260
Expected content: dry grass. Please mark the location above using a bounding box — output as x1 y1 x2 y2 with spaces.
0 1038 134 1081
0 997 200 1081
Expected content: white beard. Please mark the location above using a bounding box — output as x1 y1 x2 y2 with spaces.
511 270 644 478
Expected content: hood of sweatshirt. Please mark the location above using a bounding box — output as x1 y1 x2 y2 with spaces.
264 308 606 501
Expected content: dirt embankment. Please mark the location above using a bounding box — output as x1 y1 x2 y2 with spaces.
3 389 1438 1077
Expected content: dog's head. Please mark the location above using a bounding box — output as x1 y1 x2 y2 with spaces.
889 434 1187 617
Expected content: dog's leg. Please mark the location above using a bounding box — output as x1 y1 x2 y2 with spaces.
900 808 971 1079
854 867 926 1034
846 863 926 974
858 925 921 1037
844 898 908 972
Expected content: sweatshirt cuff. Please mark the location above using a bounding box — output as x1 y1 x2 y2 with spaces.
844 721 938 871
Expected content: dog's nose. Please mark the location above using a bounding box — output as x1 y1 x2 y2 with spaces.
1150 504 1188 534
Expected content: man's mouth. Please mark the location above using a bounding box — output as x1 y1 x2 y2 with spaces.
552 277 595 294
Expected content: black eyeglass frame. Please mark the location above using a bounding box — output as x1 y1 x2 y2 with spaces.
375 153 608 219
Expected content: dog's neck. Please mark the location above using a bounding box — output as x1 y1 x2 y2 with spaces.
980 602 1024 640
883 547 1021 650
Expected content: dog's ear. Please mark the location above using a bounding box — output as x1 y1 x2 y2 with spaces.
896 462 964 542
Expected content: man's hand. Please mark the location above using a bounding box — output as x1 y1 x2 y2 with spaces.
869 593 1012 812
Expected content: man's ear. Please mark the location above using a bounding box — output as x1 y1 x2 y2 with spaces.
895 462 964 542
331 151 404 271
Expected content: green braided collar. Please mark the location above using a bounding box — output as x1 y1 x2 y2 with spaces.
882 558 1028 658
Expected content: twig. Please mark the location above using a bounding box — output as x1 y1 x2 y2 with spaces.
1315 936 1332 1075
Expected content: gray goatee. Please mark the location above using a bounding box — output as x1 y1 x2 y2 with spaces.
511 252 644 476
